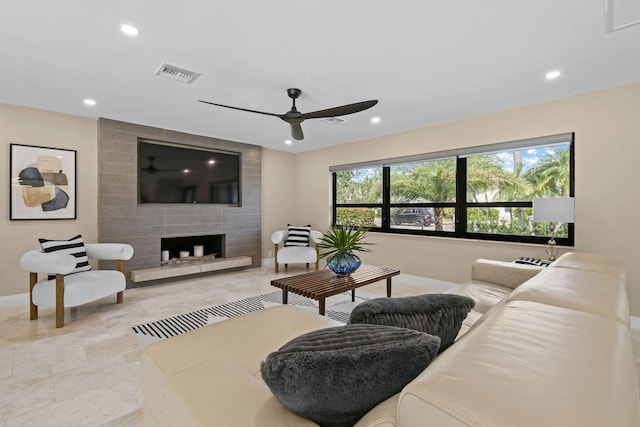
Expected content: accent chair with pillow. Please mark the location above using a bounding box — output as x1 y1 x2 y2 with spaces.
19 234 134 328
271 225 322 273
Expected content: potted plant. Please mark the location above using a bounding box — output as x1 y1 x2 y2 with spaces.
318 225 373 276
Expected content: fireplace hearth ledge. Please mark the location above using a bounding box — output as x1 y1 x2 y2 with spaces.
130 256 252 283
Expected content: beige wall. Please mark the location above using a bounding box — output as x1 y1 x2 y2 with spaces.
261 149 296 258
279 82 640 315
5 83 640 316
0 104 98 297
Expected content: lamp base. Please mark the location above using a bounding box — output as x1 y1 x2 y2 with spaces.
546 237 559 262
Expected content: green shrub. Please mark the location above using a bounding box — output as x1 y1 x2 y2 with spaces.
336 208 375 227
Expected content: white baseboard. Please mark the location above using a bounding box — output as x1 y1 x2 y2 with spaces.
0 292 29 307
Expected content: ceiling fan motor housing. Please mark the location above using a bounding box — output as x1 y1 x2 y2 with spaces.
287 88 302 99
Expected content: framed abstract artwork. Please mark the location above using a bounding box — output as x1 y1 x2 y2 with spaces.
10 144 77 220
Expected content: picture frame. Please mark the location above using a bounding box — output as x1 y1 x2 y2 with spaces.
10 144 77 220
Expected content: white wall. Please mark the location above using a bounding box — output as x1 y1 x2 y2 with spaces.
285 82 640 315
0 104 98 297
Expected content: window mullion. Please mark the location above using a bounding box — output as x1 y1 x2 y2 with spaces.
382 166 391 229
331 172 337 225
456 157 467 236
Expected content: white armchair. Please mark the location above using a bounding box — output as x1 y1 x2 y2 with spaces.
271 229 322 273
20 243 134 328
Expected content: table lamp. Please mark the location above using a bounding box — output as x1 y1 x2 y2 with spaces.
532 197 574 261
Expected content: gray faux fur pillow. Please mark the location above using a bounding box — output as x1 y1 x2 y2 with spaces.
260 324 440 427
348 293 475 352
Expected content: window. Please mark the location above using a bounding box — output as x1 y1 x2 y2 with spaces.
331 133 574 245
389 158 456 232
334 167 382 227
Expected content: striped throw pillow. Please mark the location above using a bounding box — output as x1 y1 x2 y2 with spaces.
39 234 91 279
284 224 311 247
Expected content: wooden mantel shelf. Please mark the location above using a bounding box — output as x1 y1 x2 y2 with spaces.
130 256 252 283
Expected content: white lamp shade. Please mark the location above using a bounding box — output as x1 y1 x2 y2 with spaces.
532 197 575 222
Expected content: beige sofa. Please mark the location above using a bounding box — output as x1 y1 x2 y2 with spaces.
141 252 640 426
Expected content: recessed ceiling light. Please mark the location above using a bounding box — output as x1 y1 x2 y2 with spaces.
285 140 292 145
371 116 381 124
208 160 216 165
83 98 96 106
121 24 139 36
545 70 561 80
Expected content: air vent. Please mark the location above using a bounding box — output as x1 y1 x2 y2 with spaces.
154 62 201 84
605 0 640 32
322 117 347 125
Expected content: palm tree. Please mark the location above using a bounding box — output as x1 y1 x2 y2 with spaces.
466 155 504 202
525 148 570 196
466 153 531 231
391 159 456 230
336 168 382 203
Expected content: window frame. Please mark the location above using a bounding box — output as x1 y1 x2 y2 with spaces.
331 133 575 246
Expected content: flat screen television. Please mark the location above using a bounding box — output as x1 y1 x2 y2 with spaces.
138 140 240 204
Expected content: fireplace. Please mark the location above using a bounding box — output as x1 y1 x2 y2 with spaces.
160 234 225 260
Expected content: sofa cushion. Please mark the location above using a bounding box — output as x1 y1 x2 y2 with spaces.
507 266 630 324
348 293 475 352
445 281 511 314
397 300 640 427
284 224 311 247
550 252 626 280
260 324 440 427
39 234 91 279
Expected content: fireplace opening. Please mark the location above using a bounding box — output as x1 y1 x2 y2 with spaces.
161 234 225 260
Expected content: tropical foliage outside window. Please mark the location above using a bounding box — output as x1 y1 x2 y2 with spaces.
332 134 574 245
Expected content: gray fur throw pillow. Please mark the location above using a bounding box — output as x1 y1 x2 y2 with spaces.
348 293 475 352
260 324 440 427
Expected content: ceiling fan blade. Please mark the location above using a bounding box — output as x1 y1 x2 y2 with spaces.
198 100 281 118
290 123 304 140
302 100 378 120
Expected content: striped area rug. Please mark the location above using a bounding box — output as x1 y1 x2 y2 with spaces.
131 291 365 347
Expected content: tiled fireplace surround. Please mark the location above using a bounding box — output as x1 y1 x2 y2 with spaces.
97 118 262 285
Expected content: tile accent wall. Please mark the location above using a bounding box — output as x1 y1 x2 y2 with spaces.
97 118 262 285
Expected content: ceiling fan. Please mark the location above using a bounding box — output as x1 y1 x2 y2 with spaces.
199 88 378 141
140 156 182 174
140 156 163 174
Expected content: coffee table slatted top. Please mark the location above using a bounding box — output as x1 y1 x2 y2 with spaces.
270 264 400 315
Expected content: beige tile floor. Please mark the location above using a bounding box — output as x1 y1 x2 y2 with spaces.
1 264 639 426
0 265 450 427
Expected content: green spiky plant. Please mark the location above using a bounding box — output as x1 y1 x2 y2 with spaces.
317 225 374 262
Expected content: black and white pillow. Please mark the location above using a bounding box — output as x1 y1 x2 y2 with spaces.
39 234 91 279
284 224 311 247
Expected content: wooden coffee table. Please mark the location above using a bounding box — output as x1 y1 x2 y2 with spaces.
270 264 400 316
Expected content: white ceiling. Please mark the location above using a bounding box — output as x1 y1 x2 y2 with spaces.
1 1 639 153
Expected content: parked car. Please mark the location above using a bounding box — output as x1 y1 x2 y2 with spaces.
391 208 434 226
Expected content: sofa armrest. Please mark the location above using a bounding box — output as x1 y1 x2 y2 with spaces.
471 259 544 290
271 230 286 245
19 250 76 275
310 230 322 244
85 243 134 261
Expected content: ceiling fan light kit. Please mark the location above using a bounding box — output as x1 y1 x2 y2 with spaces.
199 88 378 140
